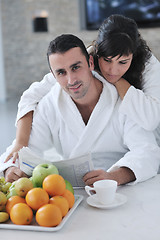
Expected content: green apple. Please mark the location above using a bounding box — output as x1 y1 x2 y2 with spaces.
0 191 7 211
9 180 17 190
32 163 59 187
6 188 17 199
6 181 18 199
29 176 37 188
65 179 74 194
6 187 17 199
15 177 33 197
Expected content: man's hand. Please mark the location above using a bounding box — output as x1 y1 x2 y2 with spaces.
83 169 114 186
4 166 28 182
83 167 136 186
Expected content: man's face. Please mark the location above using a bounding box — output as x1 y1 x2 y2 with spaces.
49 47 94 101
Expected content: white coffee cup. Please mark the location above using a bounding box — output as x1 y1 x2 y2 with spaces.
85 179 117 205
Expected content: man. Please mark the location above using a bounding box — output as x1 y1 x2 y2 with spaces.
1 34 160 185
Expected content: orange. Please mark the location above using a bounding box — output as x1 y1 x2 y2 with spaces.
25 188 49 210
10 203 33 225
49 196 69 217
43 174 66 196
6 196 26 214
36 204 62 227
62 189 75 208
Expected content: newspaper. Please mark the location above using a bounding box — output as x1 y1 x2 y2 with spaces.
18 147 94 188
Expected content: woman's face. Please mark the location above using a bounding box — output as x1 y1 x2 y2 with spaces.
98 53 133 84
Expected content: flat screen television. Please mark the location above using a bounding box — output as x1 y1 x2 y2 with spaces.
85 0 160 29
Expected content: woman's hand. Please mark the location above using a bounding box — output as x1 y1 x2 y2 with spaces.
4 143 24 163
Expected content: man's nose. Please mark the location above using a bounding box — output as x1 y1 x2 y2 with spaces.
67 72 76 85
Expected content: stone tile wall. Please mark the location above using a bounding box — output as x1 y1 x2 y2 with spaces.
1 0 160 98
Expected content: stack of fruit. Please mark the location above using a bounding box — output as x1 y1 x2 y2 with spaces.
0 163 75 227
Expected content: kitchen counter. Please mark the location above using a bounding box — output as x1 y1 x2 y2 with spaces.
1 174 160 240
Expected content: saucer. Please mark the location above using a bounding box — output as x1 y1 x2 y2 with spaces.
86 193 127 209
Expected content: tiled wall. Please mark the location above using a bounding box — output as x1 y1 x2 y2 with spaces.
1 0 160 98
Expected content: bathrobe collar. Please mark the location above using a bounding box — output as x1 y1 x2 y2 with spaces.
56 71 118 157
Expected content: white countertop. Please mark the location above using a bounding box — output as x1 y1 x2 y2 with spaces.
1 174 160 240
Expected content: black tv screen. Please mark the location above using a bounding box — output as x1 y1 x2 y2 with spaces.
86 0 160 29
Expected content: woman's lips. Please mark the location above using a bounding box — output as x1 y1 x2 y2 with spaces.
108 74 118 77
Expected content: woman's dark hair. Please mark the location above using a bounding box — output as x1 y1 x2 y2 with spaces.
93 14 151 89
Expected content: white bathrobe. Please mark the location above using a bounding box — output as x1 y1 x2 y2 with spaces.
119 54 160 131
16 55 160 132
1 72 160 184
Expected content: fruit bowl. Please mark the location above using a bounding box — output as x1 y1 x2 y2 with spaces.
0 195 83 232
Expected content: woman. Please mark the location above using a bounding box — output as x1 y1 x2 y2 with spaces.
5 14 160 162
92 14 160 131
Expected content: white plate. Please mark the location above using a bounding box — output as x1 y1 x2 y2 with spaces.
87 193 127 209
0 195 83 232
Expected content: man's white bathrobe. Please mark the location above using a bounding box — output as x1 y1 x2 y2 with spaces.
1 71 160 183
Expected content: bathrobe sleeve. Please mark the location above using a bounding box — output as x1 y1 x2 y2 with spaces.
0 90 57 174
108 115 160 184
16 72 56 125
119 54 160 131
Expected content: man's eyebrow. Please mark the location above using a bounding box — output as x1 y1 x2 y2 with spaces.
55 68 65 74
70 61 82 68
55 61 82 73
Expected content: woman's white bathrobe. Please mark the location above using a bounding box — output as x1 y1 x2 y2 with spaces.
1 72 160 184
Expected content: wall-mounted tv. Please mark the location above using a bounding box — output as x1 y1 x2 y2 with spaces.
85 0 160 29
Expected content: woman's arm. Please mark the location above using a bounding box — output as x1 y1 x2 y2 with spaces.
114 78 131 99
16 72 56 125
5 111 33 162
5 72 56 162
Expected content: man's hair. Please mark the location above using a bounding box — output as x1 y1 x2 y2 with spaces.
47 34 89 69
